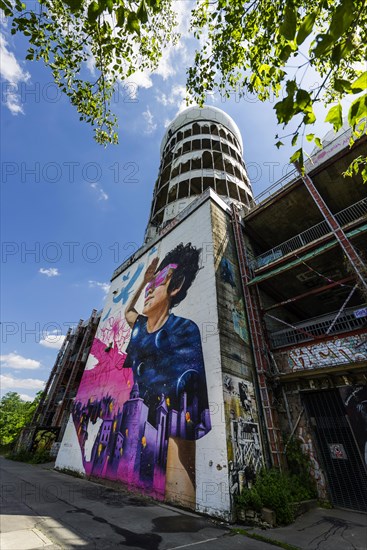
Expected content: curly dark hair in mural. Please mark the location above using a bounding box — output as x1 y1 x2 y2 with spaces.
157 242 201 308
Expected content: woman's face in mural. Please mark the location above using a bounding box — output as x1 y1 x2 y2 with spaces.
142 264 177 316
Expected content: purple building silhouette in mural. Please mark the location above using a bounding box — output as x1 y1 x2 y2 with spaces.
73 381 210 496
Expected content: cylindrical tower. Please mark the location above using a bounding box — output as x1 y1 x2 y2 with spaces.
145 106 253 242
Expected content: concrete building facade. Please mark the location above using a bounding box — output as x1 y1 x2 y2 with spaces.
242 126 367 512
54 107 367 517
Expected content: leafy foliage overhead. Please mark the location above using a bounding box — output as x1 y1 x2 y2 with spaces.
1 0 366 175
1 0 178 145
188 0 367 176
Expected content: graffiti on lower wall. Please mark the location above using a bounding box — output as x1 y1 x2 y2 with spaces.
232 299 248 343
220 257 236 288
339 385 367 468
57 240 213 502
297 426 327 500
286 334 367 372
223 374 263 497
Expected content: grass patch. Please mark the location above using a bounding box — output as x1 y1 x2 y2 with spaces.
0 444 13 456
55 467 86 479
7 449 52 464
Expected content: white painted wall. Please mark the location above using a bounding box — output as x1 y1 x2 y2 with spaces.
56 199 230 518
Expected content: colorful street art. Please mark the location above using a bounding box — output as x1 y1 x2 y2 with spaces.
232 300 248 343
223 374 263 497
339 385 367 467
297 426 327 499
286 334 367 371
57 242 211 501
220 257 236 288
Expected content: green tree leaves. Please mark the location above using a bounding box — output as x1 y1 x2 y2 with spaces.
348 94 367 129
3 0 367 171
0 392 42 447
127 11 140 34
351 72 367 93
328 0 355 41
325 102 343 132
6 0 178 145
280 2 297 41
87 2 101 22
137 0 148 24
296 11 317 45
188 0 367 179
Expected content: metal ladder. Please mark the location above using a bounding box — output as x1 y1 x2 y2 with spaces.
231 203 283 468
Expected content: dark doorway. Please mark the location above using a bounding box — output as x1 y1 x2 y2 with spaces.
302 389 367 512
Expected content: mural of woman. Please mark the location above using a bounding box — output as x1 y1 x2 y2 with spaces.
124 243 210 433
122 242 211 497
68 242 211 501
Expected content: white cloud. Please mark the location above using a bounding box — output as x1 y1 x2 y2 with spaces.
123 71 153 98
90 182 109 201
142 106 157 134
0 374 45 390
172 0 195 38
39 267 60 277
0 352 41 370
156 84 192 115
39 331 66 350
19 393 34 402
89 280 111 295
85 44 97 77
0 33 30 115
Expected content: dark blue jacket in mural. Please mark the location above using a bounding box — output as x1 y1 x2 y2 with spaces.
124 313 210 439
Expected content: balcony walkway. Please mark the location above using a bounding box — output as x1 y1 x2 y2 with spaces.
252 197 367 270
269 304 367 348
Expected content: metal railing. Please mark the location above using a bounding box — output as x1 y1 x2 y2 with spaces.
253 198 367 270
251 126 353 206
249 167 299 207
269 305 367 348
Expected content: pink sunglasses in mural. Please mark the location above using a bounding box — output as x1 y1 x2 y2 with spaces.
145 264 178 296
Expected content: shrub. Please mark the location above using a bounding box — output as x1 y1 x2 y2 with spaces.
285 437 317 500
236 486 262 512
235 465 315 525
255 469 294 525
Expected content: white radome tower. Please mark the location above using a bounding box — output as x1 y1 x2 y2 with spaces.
145 106 253 242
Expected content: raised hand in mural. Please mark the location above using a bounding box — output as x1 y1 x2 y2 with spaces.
125 255 185 333
125 257 161 329
143 257 159 284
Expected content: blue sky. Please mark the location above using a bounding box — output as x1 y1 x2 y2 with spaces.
0 2 348 401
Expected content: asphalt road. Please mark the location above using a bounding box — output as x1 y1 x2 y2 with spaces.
0 456 273 550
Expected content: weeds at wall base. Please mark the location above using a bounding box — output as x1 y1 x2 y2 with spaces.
317 499 333 509
54 467 86 479
232 528 300 550
7 449 52 464
0 444 13 456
